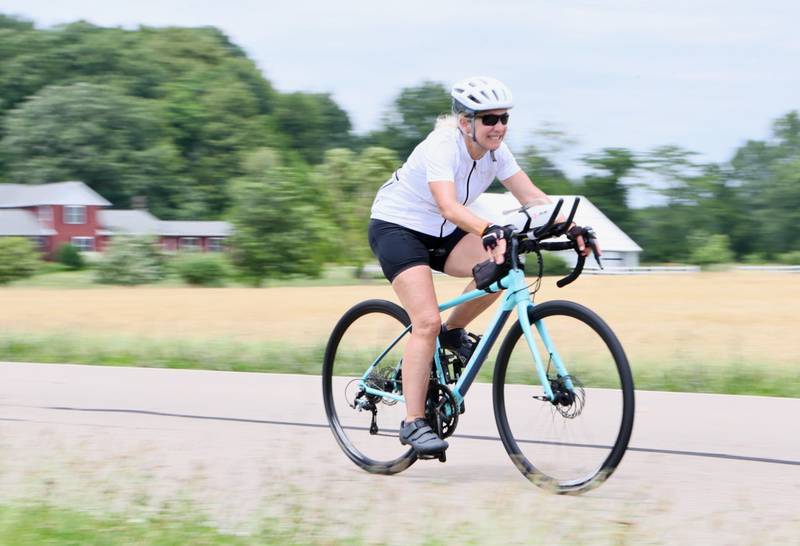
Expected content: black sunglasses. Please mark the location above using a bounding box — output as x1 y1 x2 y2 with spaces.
476 113 510 126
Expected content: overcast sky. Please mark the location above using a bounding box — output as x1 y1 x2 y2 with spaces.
1 0 798 186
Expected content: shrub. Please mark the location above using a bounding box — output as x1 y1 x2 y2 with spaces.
741 253 767 264
776 250 800 265
95 236 165 285
0 237 41 284
55 243 85 270
687 233 734 266
524 251 571 276
173 253 229 286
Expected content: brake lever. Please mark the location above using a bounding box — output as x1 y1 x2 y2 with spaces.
582 228 603 270
589 238 603 269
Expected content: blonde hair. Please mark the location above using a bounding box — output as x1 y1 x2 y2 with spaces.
434 112 472 131
434 113 457 130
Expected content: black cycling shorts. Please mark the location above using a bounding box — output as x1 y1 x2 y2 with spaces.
368 219 468 282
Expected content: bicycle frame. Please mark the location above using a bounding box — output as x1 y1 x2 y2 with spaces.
358 263 573 408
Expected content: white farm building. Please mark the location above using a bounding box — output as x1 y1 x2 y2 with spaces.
469 193 642 268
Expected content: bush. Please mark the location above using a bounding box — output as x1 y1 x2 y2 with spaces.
55 243 84 270
741 253 767 264
95 236 165 285
776 250 800 265
173 253 229 286
524 251 571 276
687 233 734 266
0 237 41 284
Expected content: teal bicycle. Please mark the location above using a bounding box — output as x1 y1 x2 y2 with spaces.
322 199 635 494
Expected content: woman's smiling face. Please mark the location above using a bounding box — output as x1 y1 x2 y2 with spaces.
460 108 510 154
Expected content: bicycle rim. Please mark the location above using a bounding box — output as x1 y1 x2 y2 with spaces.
493 300 634 494
322 299 416 474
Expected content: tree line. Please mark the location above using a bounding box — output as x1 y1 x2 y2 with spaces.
1 14 798 281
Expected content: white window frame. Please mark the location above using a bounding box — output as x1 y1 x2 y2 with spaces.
70 236 94 251
208 237 226 252
38 205 53 224
179 237 200 251
64 205 87 225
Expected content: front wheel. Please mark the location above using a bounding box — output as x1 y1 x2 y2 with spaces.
493 300 635 494
322 299 417 474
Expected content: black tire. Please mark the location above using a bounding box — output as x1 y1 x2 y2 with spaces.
493 300 635 494
322 299 417 474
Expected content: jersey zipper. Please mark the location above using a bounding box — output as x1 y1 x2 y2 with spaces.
439 160 477 238
378 170 400 192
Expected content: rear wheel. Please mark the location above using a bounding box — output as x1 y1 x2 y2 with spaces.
322 299 417 474
493 300 634 494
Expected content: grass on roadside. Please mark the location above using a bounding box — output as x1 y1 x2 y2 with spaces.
1 331 798 397
6 264 386 289
0 331 326 374
0 502 371 546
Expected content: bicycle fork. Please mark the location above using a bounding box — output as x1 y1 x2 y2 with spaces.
516 301 575 402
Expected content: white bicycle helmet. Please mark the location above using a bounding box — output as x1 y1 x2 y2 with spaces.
451 76 514 115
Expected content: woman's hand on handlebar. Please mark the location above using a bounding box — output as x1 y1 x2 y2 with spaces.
567 224 602 258
481 224 514 265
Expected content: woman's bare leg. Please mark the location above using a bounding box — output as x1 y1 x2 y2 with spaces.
443 233 501 329
390 264 441 421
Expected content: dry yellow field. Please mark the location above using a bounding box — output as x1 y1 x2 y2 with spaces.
2 272 798 369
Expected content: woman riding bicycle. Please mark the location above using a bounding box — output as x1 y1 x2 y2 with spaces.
368 76 595 457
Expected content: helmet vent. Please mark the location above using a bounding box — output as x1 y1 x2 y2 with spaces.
450 76 513 112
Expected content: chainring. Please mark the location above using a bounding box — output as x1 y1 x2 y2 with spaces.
425 382 459 439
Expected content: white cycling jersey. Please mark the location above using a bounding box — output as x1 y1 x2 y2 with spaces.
370 126 521 237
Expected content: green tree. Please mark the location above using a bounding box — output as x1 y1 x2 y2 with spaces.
637 145 746 259
1 83 185 217
0 237 41 284
631 205 692 263
313 146 398 268
581 148 637 231
369 81 451 160
516 145 576 195
640 145 705 206
272 92 353 165
229 148 331 283
730 111 800 257
0 20 288 217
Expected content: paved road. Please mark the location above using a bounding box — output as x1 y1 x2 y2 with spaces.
1 362 799 544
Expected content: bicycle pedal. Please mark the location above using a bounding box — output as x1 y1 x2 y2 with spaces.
417 450 447 461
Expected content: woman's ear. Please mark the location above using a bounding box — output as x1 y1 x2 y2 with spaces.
458 115 471 135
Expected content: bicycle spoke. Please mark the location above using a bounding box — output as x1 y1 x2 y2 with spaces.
494 301 634 493
323 300 416 473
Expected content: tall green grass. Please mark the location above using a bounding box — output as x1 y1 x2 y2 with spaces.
1 331 798 397
0 502 372 546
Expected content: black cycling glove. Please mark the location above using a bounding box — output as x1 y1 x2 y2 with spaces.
481 224 514 251
567 224 597 243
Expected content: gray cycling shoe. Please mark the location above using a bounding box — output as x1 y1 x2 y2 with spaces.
399 418 448 456
439 326 480 364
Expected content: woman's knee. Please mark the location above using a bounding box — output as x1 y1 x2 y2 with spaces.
411 312 441 339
